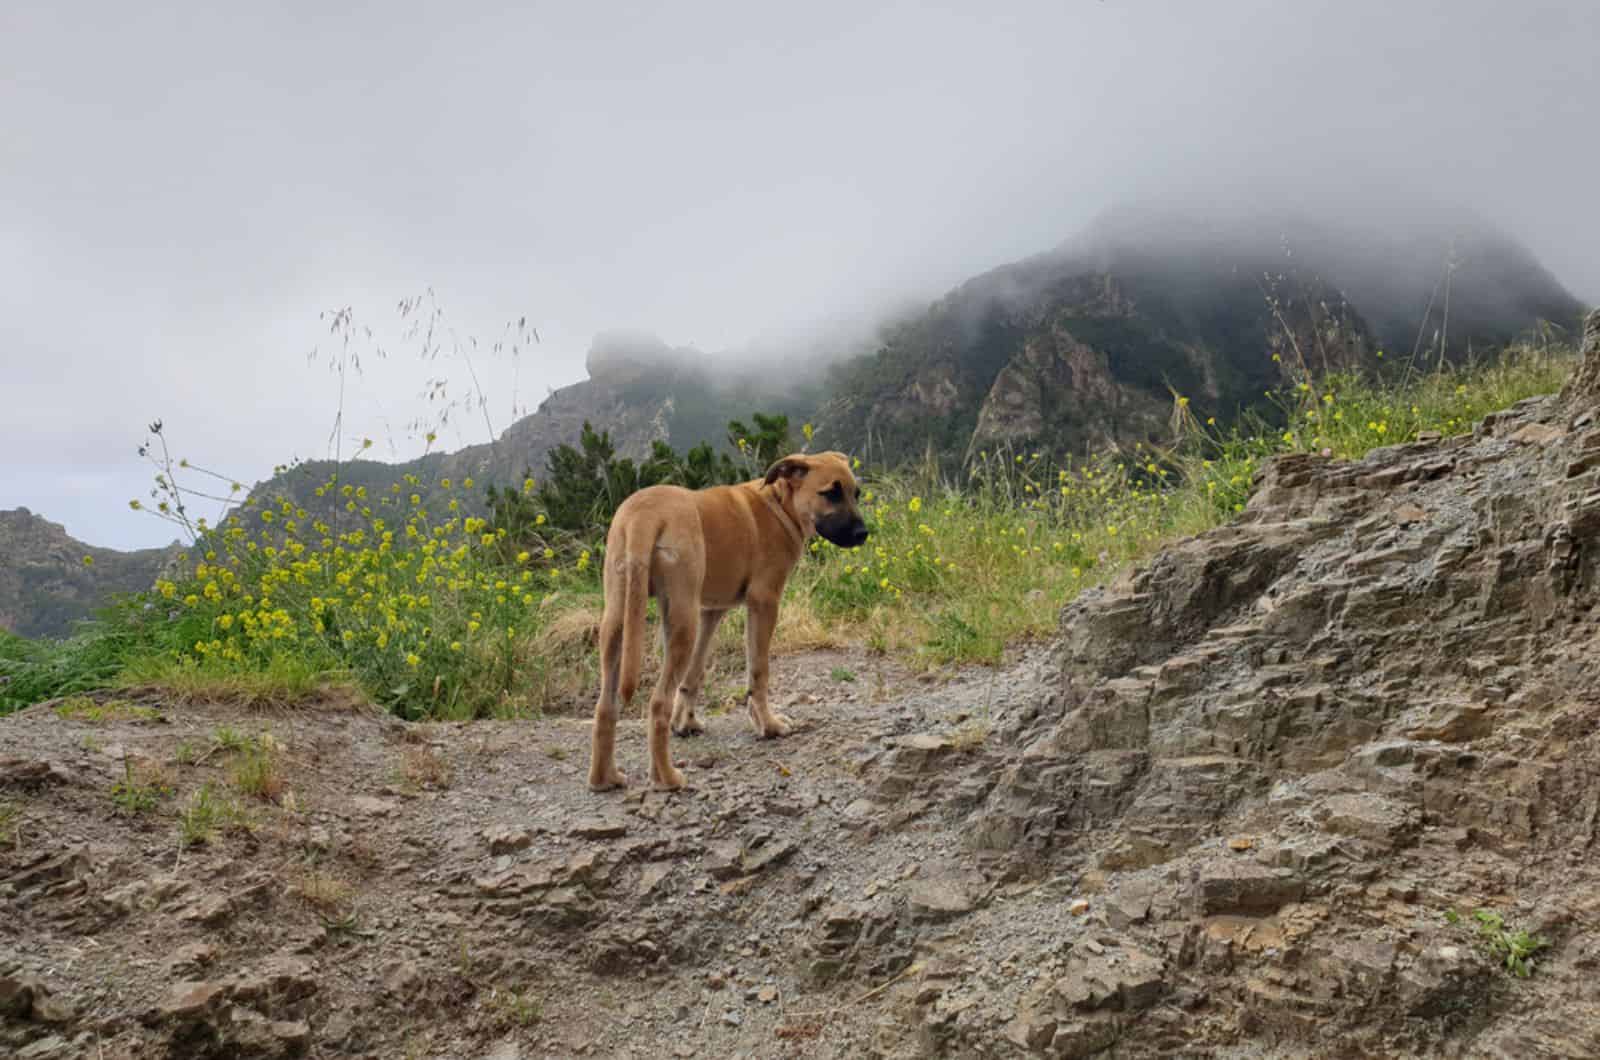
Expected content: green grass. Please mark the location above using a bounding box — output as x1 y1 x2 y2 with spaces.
53 695 160 723
117 651 343 706
1 622 160 717
0 342 1575 718
212 726 250 752
178 783 250 848
229 737 286 802
109 757 173 816
198 726 289 802
0 800 20 847
774 343 1573 664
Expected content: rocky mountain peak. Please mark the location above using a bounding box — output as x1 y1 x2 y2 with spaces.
583 329 700 387
0 509 183 638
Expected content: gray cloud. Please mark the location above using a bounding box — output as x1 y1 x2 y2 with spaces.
3 0 1595 548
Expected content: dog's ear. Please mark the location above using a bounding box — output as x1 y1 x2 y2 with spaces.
763 456 809 486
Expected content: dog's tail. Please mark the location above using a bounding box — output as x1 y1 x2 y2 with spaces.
609 516 660 705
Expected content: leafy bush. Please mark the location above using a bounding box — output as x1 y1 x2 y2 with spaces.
529 424 677 536
498 413 792 544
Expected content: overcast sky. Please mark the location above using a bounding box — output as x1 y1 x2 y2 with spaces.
3 0 1596 549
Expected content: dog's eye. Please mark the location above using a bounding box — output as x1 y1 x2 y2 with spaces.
821 484 844 501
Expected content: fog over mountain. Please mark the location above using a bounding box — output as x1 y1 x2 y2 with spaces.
3 0 1596 549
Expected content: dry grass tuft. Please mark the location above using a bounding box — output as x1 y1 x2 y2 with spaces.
293 868 354 914
484 986 543 1029
542 605 602 652
229 734 288 803
399 745 453 790
0 800 21 847
948 719 991 752
117 653 351 710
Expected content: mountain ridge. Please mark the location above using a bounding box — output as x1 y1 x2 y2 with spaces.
0 508 183 639
250 208 1582 514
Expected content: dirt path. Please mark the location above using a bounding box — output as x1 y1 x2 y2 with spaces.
1 646 1048 1059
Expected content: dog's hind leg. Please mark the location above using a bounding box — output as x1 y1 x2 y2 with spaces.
671 608 726 736
647 593 695 789
587 597 629 791
743 597 793 738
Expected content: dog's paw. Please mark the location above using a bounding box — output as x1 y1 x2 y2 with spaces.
671 711 706 736
759 712 794 739
587 766 628 791
651 766 687 791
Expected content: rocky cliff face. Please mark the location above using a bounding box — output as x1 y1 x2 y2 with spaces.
0 509 182 639
848 308 1600 1055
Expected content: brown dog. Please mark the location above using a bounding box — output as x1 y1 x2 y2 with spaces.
587 451 869 791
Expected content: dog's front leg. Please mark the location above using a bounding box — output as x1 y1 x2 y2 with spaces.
743 598 792 738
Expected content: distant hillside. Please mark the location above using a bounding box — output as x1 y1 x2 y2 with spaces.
0 508 182 639
812 207 1586 466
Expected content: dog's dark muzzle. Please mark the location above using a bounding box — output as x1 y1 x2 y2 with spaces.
818 515 869 549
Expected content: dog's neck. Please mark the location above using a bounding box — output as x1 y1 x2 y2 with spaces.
758 485 806 551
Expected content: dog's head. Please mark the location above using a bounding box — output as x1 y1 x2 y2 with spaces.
763 451 869 548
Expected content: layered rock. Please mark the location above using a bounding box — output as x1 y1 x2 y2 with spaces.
864 310 1600 1056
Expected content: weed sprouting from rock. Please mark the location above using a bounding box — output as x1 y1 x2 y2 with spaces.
1444 908 1552 978
178 783 249 848
109 756 172 816
485 986 543 1029
0 800 20 847
1466 909 1551 978
229 735 286 803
